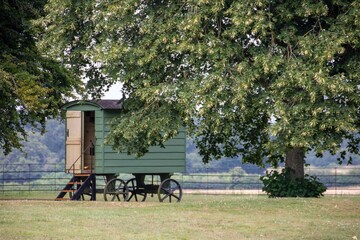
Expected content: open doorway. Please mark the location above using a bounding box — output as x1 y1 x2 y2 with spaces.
83 111 95 172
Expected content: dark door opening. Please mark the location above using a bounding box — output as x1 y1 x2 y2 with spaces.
83 111 95 171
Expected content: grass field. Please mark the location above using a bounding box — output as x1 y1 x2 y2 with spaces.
0 194 359 240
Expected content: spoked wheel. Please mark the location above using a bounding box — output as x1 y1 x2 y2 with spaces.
157 178 182 203
104 178 129 201
125 178 147 202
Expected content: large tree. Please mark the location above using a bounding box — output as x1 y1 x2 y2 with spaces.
0 0 80 154
38 0 360 180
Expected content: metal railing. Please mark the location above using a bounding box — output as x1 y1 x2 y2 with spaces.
66 141 95 174
0 164 360 196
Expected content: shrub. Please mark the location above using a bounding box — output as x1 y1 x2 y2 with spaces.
260 168 327 198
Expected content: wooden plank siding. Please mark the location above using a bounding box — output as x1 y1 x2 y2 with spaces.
63 100 186 175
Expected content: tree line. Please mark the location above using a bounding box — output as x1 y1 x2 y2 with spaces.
1 120 358 174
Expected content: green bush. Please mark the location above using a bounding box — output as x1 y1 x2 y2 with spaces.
260 168 327 198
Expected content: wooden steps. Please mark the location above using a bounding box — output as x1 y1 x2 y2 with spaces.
55 174 96 201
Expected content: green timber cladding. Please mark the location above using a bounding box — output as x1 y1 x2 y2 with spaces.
62 100 186 175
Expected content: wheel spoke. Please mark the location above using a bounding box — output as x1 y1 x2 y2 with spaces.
170 194 180 200
111 194 117 201
160 193 171 202
161 187 170 194
128 194 134 201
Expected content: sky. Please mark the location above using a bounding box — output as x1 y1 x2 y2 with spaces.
102 82 123 99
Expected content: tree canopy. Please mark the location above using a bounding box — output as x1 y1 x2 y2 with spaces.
38 0 360 178
0 0 80 154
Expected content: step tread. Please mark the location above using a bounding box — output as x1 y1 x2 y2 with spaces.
74 173 91 177
55 198 71 201
68 182 83 185
61 189 76 193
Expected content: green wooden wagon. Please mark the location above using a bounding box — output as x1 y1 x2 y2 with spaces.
56 100 186 202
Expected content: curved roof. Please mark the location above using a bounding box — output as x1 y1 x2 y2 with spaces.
62 99 123 110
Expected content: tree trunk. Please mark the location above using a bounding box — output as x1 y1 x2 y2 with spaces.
285 147 305 180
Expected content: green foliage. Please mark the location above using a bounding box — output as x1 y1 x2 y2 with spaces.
0 0 81 155
39 1 360 170
260 168 327 198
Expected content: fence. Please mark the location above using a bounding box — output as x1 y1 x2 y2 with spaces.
1 164 360 196
0 164 69 193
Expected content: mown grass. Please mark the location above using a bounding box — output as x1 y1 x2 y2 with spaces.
0 194 359 240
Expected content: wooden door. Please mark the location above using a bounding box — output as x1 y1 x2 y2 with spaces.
65 111 82 173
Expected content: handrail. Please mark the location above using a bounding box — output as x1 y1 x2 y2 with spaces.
67 140 95 174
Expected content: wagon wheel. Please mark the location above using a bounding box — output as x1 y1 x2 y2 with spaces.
157 178 182 203
125 178 147 202
104 178 129 201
